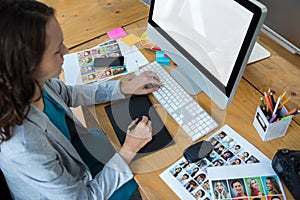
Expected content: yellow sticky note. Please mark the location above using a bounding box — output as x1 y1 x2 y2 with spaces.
120 33 140 46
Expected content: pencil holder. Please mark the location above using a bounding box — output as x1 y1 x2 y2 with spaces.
253 106 292 142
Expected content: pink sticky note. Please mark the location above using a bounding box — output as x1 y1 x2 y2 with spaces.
107 27 127 40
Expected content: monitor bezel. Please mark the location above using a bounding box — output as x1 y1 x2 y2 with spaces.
148 0 265 97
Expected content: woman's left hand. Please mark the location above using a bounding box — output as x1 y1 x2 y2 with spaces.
120 71 163 95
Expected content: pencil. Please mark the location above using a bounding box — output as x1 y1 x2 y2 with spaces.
264 92 273 114
280 91 287 100
284 109 300 116
278 95 291 110
260 97 265 108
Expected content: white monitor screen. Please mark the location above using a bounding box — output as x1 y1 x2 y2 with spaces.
152 0 253 86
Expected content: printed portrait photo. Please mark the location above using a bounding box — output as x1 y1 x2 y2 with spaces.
212 180 231 199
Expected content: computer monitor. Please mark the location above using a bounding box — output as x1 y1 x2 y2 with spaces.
147 0 267 109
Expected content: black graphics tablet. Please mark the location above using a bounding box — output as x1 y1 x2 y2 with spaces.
105 95 174 159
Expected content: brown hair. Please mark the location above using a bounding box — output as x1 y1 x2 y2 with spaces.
0 0 54 141
266 176 282 194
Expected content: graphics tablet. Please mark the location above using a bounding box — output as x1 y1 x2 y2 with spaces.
105 95 174 159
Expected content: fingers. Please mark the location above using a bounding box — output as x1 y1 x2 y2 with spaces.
139 115 152 126
136 116 149 130
139 115 148 123
127 116 150 132
142 70 160 80
146 117 152 127
123 70 163 95
141 71 163 87
127 116 152 137
121 116 153 158
139 116 152 135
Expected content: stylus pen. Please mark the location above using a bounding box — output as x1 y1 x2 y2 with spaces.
127 124 137 134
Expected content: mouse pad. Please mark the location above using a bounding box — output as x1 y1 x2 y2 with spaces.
105 95 174 157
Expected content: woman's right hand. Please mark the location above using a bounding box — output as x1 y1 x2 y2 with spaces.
118 116 152 164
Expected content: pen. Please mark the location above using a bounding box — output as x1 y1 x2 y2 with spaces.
278 95 291 110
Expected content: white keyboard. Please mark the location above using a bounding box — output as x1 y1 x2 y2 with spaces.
135 61 218 141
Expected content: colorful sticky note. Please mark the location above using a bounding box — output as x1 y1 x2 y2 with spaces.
120 33 140 46
107 27 127 40
156 51 170 66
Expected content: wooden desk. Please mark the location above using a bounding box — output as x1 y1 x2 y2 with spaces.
44 0 300 199
245 33 300 124
40 0 149 48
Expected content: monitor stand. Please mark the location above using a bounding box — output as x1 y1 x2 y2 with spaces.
248 42 270 64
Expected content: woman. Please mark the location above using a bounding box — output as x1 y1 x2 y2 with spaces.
195 173 206 184
239 151 249 160
214 181 230 199
0 1 162 199
231 158 242 165
178 173 189 182
190 167 200 177
185 180 198 192
248 179 264 196
265 177 282 195
221 151 234 161
172 167 182 177
193 189 205 199
230 179 247 198
203 181 211 195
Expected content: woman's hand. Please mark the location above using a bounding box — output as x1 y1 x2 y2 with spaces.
118 116 152 164
120 71 163 95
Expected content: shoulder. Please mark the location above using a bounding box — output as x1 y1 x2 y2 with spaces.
0 122 64 179
45 78 67 94
1 122 53 160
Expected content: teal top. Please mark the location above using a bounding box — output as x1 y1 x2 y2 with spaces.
43 90 71 141
42 91 137 200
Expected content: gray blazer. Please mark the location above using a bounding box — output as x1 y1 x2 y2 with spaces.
0 78 133 200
